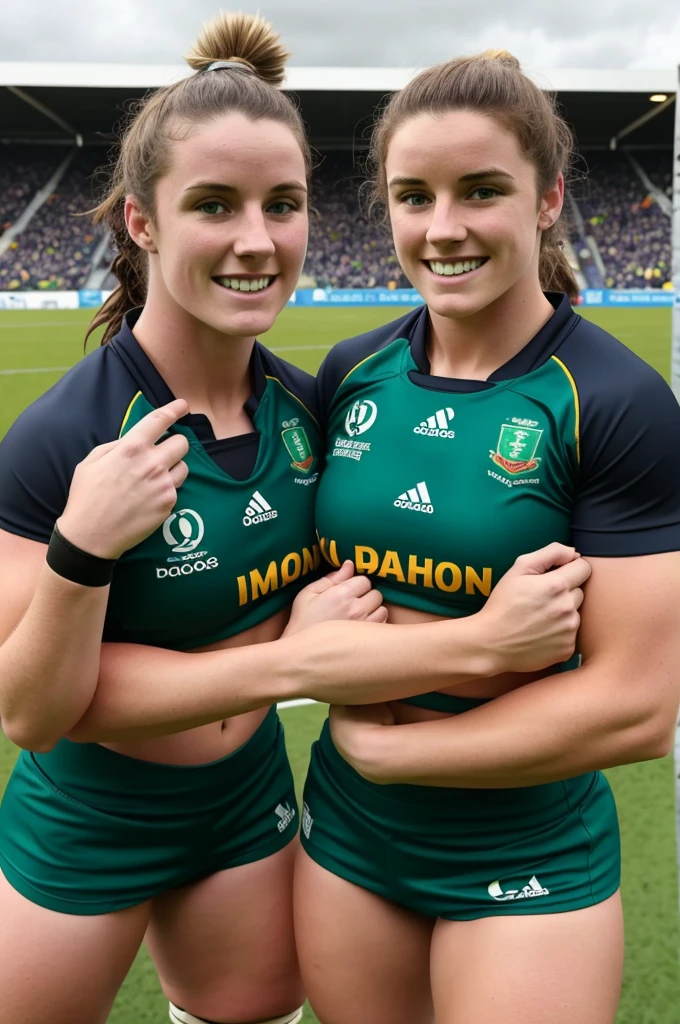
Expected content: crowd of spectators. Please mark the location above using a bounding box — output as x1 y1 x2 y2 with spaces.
0 146 673 292
575 152 672 289
0 149 106 291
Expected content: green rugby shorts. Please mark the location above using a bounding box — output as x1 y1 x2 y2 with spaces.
300 714 620 920
0 708 298 915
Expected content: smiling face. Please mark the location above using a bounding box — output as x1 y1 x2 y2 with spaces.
127 112 309 340
385 109 563 321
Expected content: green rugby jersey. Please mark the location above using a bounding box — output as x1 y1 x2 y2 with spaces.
0 310 321 649
316 294 680 627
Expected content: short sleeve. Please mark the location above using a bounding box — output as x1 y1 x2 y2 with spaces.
570 365 680 556
0 402 76 543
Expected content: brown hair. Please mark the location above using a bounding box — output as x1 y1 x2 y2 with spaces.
86 12 311 345
368 49 579 298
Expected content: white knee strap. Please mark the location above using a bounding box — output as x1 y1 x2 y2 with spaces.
169 1002 304 1024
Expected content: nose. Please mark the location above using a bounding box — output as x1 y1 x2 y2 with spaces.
232 206 276 260
425 199 468 250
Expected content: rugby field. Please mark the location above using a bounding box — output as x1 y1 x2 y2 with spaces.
0 306 677 1023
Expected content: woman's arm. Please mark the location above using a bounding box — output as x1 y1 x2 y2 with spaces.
330 552 680 787
0 400 190 751
68 543 588 743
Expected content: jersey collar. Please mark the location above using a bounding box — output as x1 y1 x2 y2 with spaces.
408 292 578 392
108 308 266 428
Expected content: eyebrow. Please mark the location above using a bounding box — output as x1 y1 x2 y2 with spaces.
388 169 515 188
184 181 308 194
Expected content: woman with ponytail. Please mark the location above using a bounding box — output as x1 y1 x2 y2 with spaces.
0 14 385 1024
0 19 596 1023
296 51 680 1024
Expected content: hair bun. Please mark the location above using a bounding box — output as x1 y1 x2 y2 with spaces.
479 49 521 70
185 12 290 86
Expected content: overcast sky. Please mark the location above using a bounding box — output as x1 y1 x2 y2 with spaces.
5 0 680 69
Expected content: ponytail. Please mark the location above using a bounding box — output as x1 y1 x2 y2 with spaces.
84 180 147 346
539 223 579 301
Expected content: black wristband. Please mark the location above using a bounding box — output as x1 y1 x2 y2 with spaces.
46 522 117 587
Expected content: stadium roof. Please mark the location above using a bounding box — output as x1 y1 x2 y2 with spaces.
0 63 676 150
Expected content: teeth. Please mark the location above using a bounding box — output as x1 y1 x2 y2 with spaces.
216 277 272 292
428 259 485 277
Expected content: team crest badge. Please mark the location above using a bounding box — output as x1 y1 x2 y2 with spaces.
490 424 543 474
281 426 314 473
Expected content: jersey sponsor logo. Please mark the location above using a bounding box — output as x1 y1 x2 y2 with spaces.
243 490 279 527
334 399 378 462
320 537 493 596
281 426 315 474
236 544 322 606
490 423 543 475
162 509 205 553
488 875 550 902
156 557 219 580
414 407 455 439
345 399 377 437
157 509 219 578
274 801 296 833
394 481 434 514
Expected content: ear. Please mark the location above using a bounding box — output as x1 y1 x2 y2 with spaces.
537 172 564 231
125 195 158 254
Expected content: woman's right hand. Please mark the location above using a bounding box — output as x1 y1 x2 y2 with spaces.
283 560 388 637
477 543 591 675
57 399 190 559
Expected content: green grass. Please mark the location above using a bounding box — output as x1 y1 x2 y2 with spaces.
0 306 678 1023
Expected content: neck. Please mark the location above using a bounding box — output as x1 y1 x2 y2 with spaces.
427 280 555 380
132 294 255 425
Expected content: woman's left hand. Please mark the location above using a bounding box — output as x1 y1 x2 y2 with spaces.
329 702 397 783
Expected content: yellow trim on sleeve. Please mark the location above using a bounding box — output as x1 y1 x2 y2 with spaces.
265 376 320 430
339 350 382 388
550 356 580 462
118 390 143 438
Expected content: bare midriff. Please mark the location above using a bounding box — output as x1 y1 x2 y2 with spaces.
100 607 290 765
384 602 545 726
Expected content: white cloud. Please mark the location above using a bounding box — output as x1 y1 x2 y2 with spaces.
2 0 679 68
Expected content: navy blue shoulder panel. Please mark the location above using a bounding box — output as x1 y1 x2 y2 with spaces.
555 318 680 556
316 306 426 423
256 342 319 425
0 344 140 544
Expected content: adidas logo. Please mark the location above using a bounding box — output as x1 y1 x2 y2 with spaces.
394 481 434 514
243 490 278 527
414 407 455 439
302 801 314 839
488 875 550 902
274 801 296 833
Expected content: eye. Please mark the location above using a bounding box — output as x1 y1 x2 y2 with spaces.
468 187 500 201
401 193 431 207
267 200 297 215
197 200 227 215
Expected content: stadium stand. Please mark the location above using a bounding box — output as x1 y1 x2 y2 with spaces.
574 151 672 290
0 145 673 291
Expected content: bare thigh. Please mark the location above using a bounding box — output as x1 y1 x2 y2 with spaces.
430 891 624 1024
294 849 435 1024
146 841 303 1023
0 868 150 1024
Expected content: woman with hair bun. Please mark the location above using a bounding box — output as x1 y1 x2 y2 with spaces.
296 50 680 1024
0 19 593 1024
